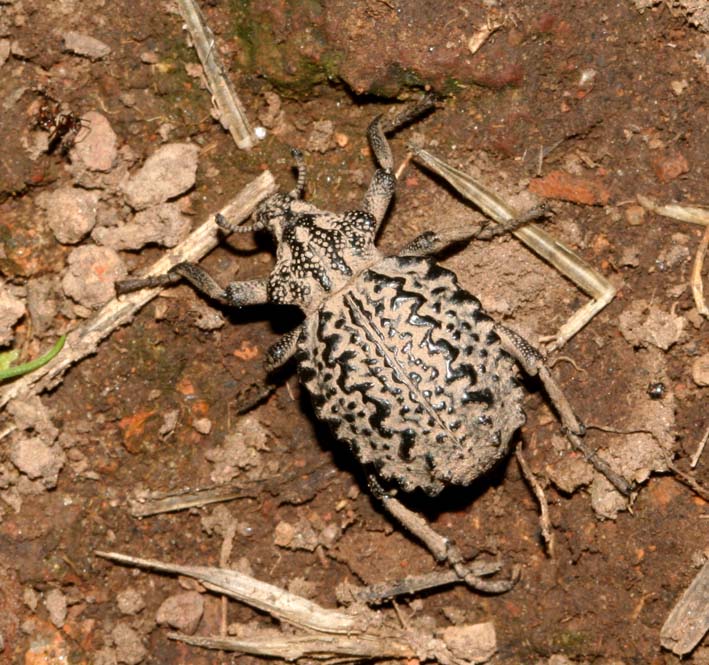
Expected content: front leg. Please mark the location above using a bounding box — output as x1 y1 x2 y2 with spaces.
117 263 269 308
362 96 436 228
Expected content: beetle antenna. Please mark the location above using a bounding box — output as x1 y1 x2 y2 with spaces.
288 148 306 199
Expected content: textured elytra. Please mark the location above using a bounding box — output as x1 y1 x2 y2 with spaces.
297 255 526 495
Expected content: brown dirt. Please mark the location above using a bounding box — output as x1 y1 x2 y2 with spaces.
0 1 707 664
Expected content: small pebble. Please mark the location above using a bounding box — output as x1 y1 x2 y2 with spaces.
10 437 65 489
121 143 199 210
92 203 190 250
0 38 9 68
63 31 111 60
156 591 204 635
116 588 146 615
0 289 25 345
692 353 709 387
624 204 645 226
62 245 127 308
193 418 212 435
44 588 67 628
71 112 117 172
38 187 99 244
112 623 146 665
140 51 159 64
307 120 335 153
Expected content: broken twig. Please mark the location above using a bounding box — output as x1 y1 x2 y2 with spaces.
0 171 276 410
667 461 709 502
515 443 554 556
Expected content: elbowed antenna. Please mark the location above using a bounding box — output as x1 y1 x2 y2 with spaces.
288 148 306 199
215 212 264 234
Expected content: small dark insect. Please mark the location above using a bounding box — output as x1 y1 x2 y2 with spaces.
117 98 630 594
647 382 666 400
34 96 86 155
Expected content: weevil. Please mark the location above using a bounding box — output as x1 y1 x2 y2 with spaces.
118 99 615 591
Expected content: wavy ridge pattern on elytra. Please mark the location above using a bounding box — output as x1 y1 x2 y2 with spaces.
297 255 526 495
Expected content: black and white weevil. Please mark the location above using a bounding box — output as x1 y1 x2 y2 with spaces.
118 98 629 592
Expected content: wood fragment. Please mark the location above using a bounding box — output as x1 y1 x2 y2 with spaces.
176 0 257 149
661 561 709 655
0 171 277 410
467 18 503 55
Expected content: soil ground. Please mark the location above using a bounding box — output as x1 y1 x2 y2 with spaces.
0 1 707 664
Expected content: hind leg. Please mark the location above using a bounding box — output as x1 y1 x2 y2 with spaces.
368 477 519 594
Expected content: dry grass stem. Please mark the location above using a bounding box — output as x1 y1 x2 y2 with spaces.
410 146 616 351
661 561 709 655
691 225 709 318
176 0 257 149
95 550 497 664
637 194 709 227
690 426 709 469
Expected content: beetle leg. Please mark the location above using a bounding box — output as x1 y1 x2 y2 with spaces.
265 324 304 372
494 324 583 434
474 205 547 240
397 208 547 258
168 263 269 308
362 96 436 228
494 324 633 496
222 277 269 307
361 166 397 227
398 229 476 257
117 263 269 308
368 477 519 594
362 113 396 226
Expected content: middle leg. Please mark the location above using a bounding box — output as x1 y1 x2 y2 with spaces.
494 324 633 496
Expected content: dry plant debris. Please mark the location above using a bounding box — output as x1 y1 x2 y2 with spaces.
661 560 709 655
0 171 276 410
410 146 617 352
96 550 497 664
